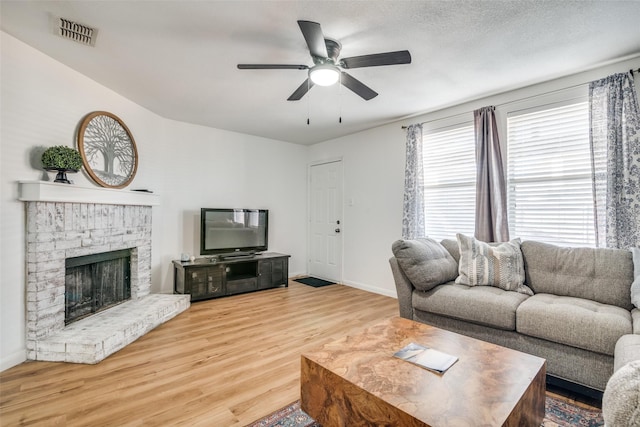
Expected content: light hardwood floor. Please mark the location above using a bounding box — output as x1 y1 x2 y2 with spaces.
0 281 399 426
0 281 600 426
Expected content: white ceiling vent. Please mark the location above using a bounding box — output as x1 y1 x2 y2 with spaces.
56 17 97 46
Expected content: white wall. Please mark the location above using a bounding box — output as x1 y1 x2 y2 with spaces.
308 55 640 298
307 126 406 297
0 32 308 371
154 118 308 289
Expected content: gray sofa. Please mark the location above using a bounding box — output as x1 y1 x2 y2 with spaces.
389 237 638 392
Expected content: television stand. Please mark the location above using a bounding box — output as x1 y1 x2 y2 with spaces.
173 252 290 301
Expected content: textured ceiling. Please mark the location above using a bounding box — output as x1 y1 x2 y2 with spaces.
2 0 640 145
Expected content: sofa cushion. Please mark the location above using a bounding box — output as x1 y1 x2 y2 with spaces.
521 240 634 310
392 238 458 292
631 247 640 308
454 233 533 296
516 293 632 355
412 283 530 330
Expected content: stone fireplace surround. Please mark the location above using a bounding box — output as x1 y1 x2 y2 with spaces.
19 181 190 364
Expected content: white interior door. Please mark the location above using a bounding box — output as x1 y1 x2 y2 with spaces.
309 160 343 282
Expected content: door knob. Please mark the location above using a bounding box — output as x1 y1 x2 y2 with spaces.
335 228 341 233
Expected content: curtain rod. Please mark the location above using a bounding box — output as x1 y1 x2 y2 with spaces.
401 67 640 129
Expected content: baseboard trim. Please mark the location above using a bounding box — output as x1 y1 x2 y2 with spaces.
340 280 398 299
0 349 27 373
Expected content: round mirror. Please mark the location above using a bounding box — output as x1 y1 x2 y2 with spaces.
77 111 138 188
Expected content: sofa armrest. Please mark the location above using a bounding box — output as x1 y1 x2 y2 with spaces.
389 257 414 319
632 308 640 333
615 334 640 372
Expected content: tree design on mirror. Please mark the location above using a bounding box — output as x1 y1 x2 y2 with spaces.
77 111 138 188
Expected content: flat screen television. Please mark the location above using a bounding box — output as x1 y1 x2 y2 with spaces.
200 208 268 257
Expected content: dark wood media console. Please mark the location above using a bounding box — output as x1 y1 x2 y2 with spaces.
173 252 290 301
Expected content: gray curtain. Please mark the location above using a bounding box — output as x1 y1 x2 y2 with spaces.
474 106 510 242
402 124 425 239
589 72 640 249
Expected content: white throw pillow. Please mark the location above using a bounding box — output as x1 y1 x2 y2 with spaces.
455 233 533 296
631 247 640 308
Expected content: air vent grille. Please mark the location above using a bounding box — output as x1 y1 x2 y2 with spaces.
57 18 97 46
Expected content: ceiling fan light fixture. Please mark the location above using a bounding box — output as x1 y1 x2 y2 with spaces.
237 20 410 101
309 64 340 86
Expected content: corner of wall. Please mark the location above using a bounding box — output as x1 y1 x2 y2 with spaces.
0 350 27 373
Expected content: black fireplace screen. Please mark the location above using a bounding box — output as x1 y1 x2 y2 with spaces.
65 249 131 325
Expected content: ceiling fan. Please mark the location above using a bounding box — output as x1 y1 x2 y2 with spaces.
237 20 411 101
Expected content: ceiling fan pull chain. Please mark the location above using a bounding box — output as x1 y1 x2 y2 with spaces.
307 78 311 125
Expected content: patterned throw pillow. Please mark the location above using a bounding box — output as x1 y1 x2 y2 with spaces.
455 233 533 296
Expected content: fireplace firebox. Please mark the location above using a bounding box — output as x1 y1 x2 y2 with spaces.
65 249 132 325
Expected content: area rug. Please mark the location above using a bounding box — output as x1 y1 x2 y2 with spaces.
246 396 604 427
293 277 335 288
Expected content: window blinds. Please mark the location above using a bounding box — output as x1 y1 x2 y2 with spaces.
507 102 595 246
422 125 476 241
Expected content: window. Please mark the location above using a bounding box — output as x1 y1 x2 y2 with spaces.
419 99 596 246
422 124 476 240
507 102 595 246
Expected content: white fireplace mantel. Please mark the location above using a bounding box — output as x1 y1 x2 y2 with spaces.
18 181 160 206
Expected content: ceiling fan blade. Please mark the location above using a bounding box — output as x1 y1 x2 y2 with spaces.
297 20 328 59
287 79 315 101
238 64 309 70
340 72 378 100
341 50 412 69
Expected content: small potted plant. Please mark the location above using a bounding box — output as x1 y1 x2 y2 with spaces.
41 145 83 184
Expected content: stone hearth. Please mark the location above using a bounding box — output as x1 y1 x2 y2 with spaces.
20 181 190 364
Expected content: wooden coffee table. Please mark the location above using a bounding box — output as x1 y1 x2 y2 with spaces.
301 317 546 426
